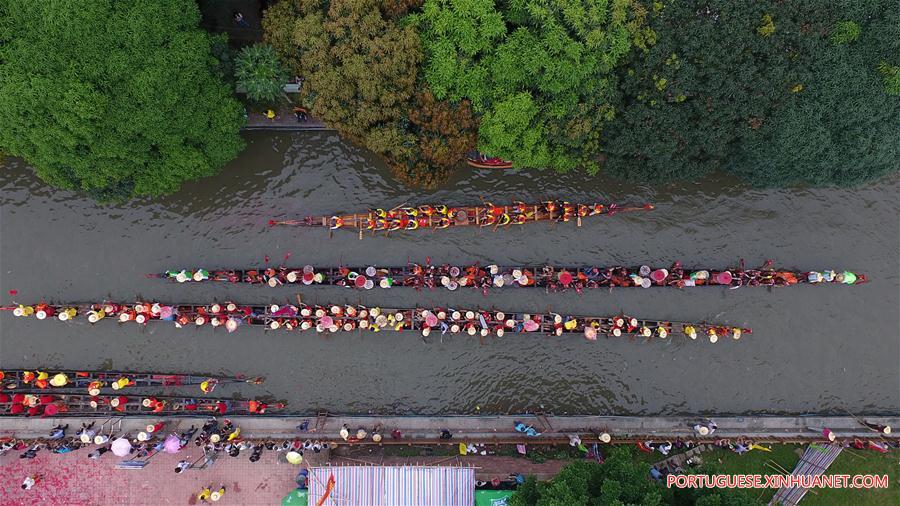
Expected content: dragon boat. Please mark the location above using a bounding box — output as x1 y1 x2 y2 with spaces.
150 260 867 292
0 392 283 417
267 199 654 235
2 301 749 342
0 369 263 393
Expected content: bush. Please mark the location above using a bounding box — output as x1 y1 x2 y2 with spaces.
234 43 288 103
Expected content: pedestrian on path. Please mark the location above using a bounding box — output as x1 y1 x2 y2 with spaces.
175 459 191 473
198 486 212 503
48 424 69 439
264 109 278 121
21 474 41 490
88 446 111 460
179 425 198 447
211 484 226 502
233 12 250 28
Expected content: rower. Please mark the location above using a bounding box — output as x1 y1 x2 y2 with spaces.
835 271 857 284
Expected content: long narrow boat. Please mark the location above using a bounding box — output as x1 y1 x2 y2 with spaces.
0 369 263 393
0 393 284 417
2 301 749 342
149 260 867 292
267 199 654 235
466 151 513 169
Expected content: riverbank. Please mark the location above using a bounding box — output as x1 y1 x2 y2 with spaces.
2 415 897 505
3 414 897 442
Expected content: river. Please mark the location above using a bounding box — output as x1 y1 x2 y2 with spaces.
1 132 898 415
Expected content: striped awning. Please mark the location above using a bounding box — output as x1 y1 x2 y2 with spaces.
307 465 474 506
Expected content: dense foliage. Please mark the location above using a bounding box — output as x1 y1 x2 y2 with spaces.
0 0 245 200
603 0 899 187
414 0 643 173
509 447 664 505
262 0 475 188
234 44 288 103
509 447 764 506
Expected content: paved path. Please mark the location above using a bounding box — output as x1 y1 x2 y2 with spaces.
4 415 896 442
242 104 331 132
1 443 568 504
1 448 298 505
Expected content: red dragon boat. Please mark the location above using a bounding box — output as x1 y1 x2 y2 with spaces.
2 301 749 342
267 199 654 235
0 393 283 417
149 260 867 292
0 369 263 393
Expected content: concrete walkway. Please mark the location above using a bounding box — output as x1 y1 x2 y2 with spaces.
242 104 331 132
3 415 897 442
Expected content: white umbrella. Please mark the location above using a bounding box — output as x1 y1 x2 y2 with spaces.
111 438 132 457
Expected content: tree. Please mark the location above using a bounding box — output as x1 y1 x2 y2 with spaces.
393 89 477 188
263 0 421 159
603 0 899 187
509 447 667 506
415 0 642 173
234 44 288 103
263 0 475 189
0 0 245 200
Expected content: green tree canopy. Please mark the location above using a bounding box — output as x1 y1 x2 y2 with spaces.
415 0 641 173
602 0 899 187
263 0 475 189
509 447 666 506
0 0 245 200
235 43 289 103
263 0 421 160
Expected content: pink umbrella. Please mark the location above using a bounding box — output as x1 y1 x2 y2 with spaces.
163 434 181 453
111 438 132 457
651 269 668 283
424 313 438 327
558 271 573 285
354 275 367 288
716 271 733 285
319 316 334 328
159 306 174 319
523 319 540 332
43 404 59 416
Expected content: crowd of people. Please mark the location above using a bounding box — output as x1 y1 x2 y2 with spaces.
7 299 746 342
304 200 646 232
164 260 867 294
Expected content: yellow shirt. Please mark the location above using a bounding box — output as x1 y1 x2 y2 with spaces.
198 489 211 501
265 110 276 119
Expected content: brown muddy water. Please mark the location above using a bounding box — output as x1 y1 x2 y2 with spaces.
1 132 898 415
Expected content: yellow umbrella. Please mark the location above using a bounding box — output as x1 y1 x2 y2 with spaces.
286 451 303 465
458 443 468 456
